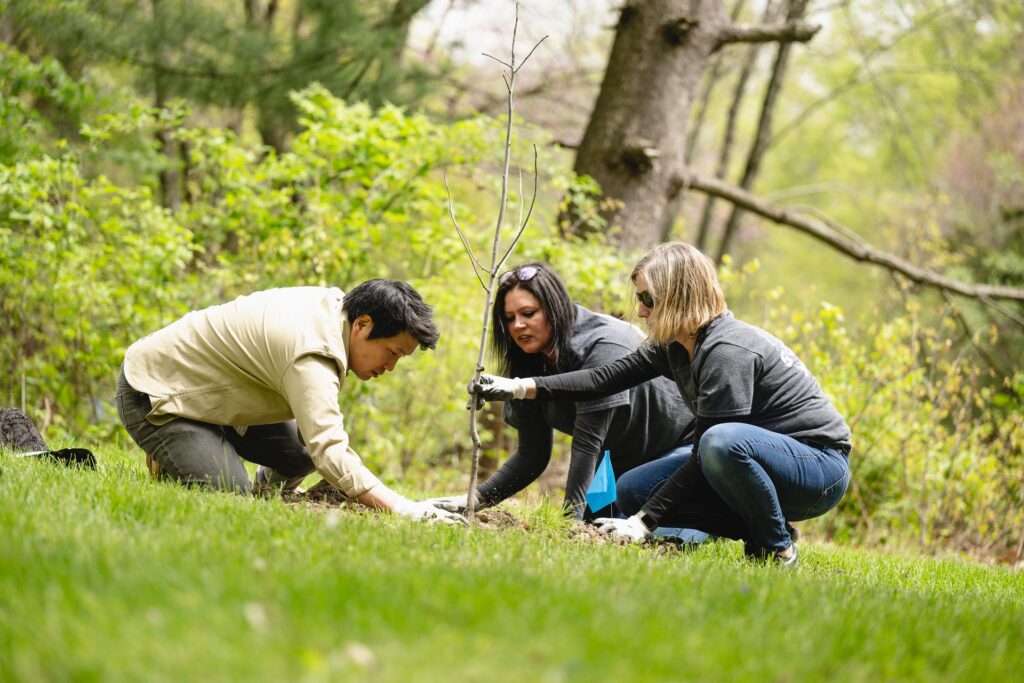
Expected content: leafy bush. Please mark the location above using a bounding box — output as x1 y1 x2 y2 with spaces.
0 44 91 163
0 156 198 434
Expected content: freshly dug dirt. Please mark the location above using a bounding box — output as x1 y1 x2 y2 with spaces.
473 508 529 531
297 479 351 505
282 481 532 530
567 521 700 554
280 480 686 554
282 479 370 514
567 521 632 546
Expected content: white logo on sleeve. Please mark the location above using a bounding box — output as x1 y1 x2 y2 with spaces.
778 342 811 378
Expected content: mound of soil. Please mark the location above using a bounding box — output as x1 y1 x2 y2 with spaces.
473 508 529 531
568 521 632 546
281 479 370 514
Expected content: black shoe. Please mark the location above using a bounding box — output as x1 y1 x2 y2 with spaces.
253 466 306 497
744 523 798 559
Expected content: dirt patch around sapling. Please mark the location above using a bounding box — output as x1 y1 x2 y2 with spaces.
281 480 693 555
473 508 529 531
281 479 370 514
567 521 701 555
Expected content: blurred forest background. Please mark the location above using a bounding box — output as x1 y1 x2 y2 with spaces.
1 0 1022 562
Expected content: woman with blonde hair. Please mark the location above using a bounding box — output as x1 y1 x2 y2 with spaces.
472 243 852 567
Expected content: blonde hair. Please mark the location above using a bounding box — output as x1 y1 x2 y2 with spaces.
631 242 727 343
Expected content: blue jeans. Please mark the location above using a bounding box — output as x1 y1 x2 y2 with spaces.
615 445 711 544
643 423 849 553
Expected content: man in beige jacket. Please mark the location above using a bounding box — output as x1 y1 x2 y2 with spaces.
115 280 463 524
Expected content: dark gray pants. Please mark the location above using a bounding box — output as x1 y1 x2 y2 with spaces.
115 366 315 493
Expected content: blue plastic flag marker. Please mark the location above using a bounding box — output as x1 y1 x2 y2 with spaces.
585 450 616 513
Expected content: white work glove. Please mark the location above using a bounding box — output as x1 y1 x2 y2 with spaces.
594 516 652 543
420 494 469 514
392 499 467 526
466 373 532 404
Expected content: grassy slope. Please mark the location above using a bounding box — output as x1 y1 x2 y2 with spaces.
1 447 1021 683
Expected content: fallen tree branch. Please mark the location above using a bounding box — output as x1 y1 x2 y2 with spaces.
679 172 1024 304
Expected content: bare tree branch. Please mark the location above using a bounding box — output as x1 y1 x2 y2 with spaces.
714 20 820 49
443 170 487 291
482 53 513 69
497 146 540 273
514 35 549 74
680 172 1024 304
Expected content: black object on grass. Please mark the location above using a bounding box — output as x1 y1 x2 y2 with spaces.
2 408 98 470
16 448 97 469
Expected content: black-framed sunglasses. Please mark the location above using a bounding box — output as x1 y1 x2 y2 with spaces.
499 265 539 286
636 290 655 308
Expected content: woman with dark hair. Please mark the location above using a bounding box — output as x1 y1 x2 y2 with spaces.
471 244 852 567
429 262 701 526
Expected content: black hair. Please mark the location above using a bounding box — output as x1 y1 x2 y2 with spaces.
490 262 576 378
345 279 440 350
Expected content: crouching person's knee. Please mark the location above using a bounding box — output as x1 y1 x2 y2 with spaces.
697 423 747 478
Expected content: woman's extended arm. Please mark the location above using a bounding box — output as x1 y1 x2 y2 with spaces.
532 345 669 401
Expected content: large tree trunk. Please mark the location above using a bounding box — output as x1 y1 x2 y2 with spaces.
571 1 728 249
569 0 818 249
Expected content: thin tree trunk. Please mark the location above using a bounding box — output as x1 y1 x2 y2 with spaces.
715 0 809 263
659 0 747 242
695 0 777 251
152 0 181 210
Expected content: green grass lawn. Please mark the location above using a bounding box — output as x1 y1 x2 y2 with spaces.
1 446 1021 682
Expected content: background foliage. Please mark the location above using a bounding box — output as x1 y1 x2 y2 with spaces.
1 1 1022 563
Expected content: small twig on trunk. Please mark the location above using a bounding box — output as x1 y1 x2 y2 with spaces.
443 170 487 290
497 146 540 272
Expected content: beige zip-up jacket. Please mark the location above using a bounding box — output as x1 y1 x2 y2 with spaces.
123 286 382 497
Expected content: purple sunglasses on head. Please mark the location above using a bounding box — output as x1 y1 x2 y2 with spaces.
499 265 539 286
